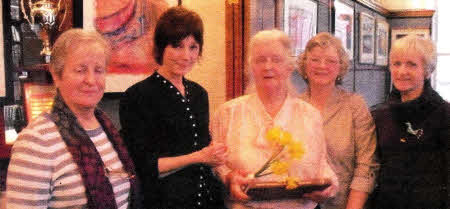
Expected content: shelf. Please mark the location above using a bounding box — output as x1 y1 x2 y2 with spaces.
17 64 49 72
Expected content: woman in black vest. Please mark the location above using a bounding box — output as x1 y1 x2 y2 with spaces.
371 35 449 209
119 6 227 209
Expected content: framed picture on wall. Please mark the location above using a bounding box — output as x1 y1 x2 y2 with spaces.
83 0 180 93
334 0 354 59
284 0 317 56
359 12 375 64
375 19 389 66
391 28 430 46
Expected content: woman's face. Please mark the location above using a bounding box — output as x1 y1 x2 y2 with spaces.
53 42 107 111
250 41 292 91
304 46 341 88
390 50 426 101
161 35 200 77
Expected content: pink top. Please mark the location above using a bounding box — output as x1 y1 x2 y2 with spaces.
211 93 339 209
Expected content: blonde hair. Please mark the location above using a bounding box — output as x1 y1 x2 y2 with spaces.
297 32 350 84
390 35 436 78
245 29 297 94
50 29 111 78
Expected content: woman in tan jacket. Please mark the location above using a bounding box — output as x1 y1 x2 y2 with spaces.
297 32 378 209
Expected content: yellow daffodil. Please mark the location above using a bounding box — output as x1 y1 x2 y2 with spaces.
269 161 289 175
285 177 300 189
287 141 305 159
252 127 306 183
279 131 293 146
266 126 282 143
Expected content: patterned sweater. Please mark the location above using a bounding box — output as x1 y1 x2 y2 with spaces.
6 114 130 209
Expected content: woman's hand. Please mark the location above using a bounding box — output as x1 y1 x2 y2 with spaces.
226 170 251 201
198 142 228 167
303 185 334 203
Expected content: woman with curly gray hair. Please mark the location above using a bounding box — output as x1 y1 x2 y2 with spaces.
297 32 378 209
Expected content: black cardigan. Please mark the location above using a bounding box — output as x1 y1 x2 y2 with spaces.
370 80 450 209
119 72 225 209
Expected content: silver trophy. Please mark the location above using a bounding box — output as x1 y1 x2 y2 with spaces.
21 0 68 63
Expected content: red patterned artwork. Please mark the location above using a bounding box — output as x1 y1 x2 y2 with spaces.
95 0 172 75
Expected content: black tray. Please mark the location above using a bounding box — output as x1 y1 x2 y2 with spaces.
246 178 331 201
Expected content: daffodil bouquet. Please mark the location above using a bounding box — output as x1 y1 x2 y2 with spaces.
249 126 305 190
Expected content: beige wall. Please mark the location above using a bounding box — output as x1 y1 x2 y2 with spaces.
382 0 435 10
183 1 227 115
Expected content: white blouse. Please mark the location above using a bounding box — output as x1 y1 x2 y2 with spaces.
211 93 339 209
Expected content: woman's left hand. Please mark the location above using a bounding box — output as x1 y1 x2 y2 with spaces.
198 142 228 167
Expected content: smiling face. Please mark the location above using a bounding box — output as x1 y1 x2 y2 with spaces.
390 50 426 101
250 40 292 91
160 35 200 78
53 42 107 112
304 46 341 88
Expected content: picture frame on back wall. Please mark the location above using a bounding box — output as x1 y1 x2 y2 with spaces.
334 0 354 60
83 0 180 93
359 12 375 64
375 19 389 66
391 28 430 46
284 0 317 56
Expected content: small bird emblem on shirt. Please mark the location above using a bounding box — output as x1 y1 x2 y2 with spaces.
405 122 423 140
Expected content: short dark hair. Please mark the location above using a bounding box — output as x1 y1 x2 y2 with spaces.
153 6 204 65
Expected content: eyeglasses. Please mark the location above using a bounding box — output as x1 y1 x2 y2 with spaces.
253 55 286 65
307 57 340 66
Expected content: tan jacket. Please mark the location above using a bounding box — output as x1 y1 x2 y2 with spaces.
300 88 378 209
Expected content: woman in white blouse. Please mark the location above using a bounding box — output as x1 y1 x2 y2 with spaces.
210 29 338 209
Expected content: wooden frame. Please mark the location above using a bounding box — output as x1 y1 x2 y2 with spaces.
389 9 435 18
334 0 354 59
359 12 375 64
83 0 180 93
283 0 317 56
391 28 430 46
375 19 389 66
0 0 6 97
226 0 244 100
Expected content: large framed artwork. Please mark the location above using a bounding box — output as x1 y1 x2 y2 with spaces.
359 12 375 64
375 19 389 66
0 0 5 97
84 0 180 93
284 0 317 56
334 0 354 59
391 28 430 46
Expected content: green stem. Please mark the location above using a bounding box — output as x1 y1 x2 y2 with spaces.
257 171 273 177
254 145 285 177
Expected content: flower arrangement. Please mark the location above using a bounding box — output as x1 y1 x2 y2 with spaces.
250 126 305 189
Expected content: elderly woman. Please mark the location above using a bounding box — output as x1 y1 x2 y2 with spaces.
371 36 449 209
297 32 378 209
211 29 338 209
119 6 227 209
6 29 140 209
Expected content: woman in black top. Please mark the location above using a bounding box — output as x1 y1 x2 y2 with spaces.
371 35 449 209
119 6 227 209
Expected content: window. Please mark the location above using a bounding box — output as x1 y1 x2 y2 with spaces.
433 0 450 101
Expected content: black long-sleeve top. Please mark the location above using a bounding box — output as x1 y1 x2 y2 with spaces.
370 80 449 209
119 72 225 209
